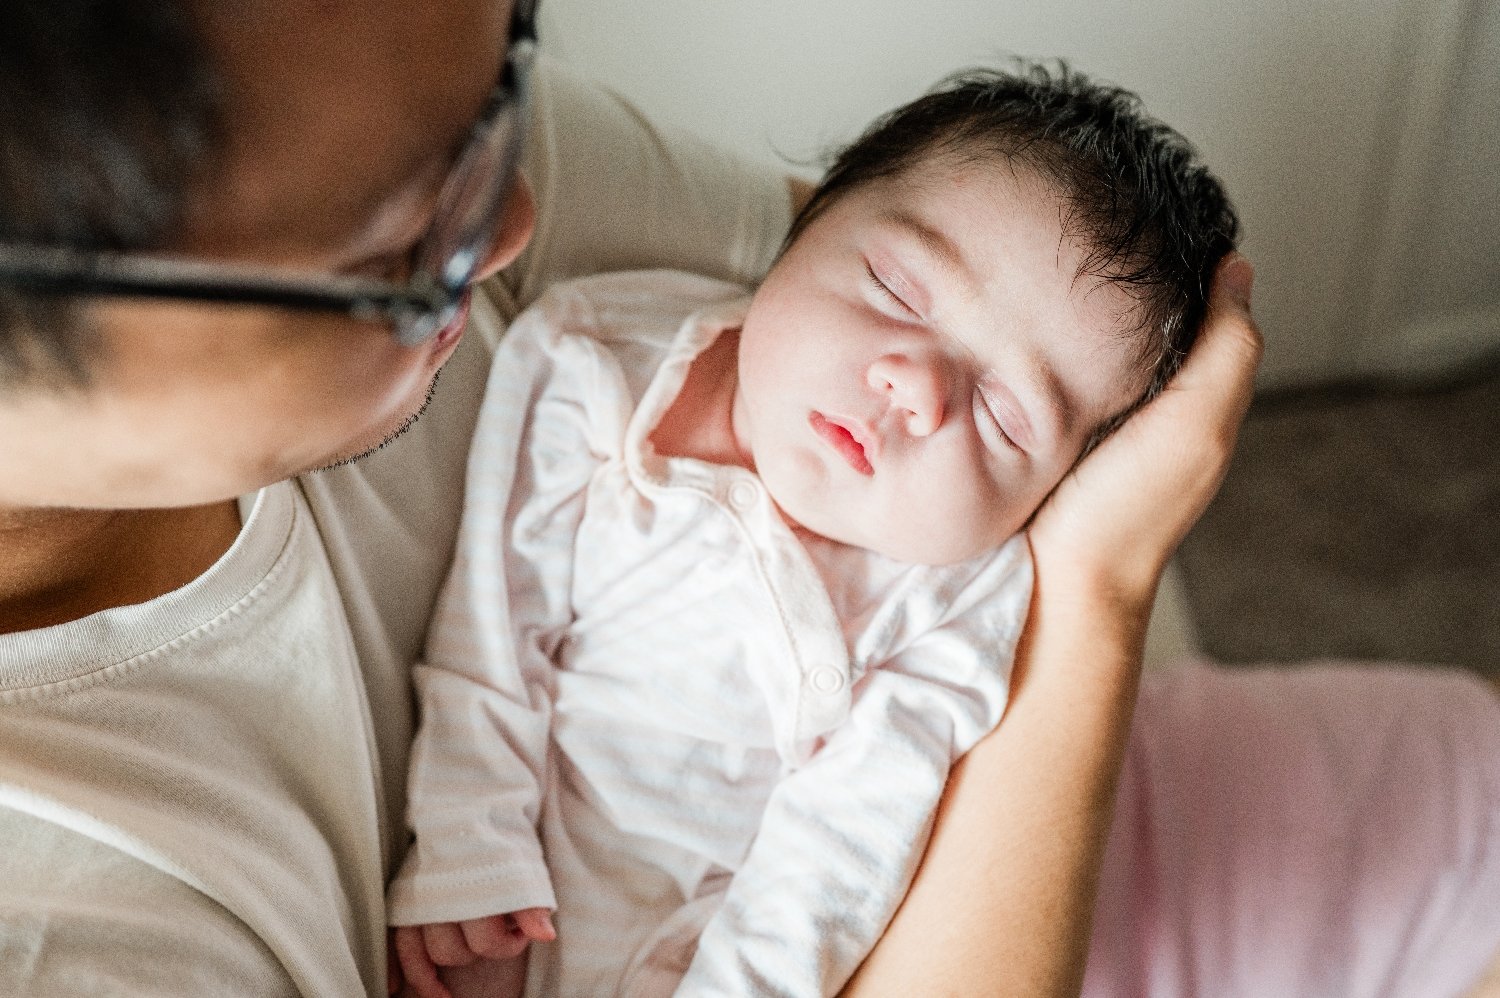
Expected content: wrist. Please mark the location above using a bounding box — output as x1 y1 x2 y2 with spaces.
1029 542 1163 627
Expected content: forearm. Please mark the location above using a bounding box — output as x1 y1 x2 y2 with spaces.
844 564 1151 997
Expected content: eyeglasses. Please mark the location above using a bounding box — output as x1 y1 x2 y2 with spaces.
0 1 538 348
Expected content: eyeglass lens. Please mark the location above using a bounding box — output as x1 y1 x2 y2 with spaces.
416 39 536 298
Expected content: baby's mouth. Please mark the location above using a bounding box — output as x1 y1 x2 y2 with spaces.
809 412 874 476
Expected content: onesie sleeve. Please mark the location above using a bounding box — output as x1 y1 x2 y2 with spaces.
493 53 793 317
674 538 1034 996
386 293 613 926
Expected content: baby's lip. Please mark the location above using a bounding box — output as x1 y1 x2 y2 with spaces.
810 411 875 476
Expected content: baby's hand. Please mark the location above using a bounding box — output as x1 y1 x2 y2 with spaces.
390 908 556 998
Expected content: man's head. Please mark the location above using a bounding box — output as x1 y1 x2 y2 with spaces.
0 0 534 508
733 64 1238 564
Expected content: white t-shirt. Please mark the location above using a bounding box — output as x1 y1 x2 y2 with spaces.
388 271 1032 996
0 56 791 998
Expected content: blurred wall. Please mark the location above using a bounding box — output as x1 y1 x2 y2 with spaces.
540 0 1499 389
1366 0 1500 378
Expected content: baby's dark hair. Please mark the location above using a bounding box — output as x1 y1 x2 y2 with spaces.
789 62 1239 443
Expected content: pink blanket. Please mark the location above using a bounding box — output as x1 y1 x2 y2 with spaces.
1086 662 1500 997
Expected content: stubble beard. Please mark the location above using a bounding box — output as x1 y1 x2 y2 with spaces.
320 367 443 471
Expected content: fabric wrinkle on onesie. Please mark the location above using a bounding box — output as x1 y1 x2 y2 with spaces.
390 270 1033 997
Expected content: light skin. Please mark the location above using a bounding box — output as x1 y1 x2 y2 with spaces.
720 158 1148 565
392 908 555 998
20 2 1466 996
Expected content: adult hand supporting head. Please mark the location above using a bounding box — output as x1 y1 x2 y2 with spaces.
1027 253 1263 613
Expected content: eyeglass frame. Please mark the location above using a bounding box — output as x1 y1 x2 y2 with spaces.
0 0 539 348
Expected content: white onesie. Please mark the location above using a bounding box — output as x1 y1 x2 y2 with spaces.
387 270 1032 997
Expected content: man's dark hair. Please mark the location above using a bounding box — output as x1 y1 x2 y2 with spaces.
789 61 1239 436
0 0 221 387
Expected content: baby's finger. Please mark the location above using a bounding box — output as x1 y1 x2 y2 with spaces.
512 907 558 942
423 921 478 967
460 914 528 960
393 926 452 998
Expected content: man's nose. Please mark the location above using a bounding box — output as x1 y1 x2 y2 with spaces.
867 352 948 437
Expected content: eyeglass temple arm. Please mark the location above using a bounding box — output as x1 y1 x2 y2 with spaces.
0 245 447 320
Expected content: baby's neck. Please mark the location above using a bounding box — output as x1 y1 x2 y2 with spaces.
650 328 753 470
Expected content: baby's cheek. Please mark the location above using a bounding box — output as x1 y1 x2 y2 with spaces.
973 481 1032 548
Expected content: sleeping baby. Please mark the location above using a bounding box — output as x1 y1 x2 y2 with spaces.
388 62 1237 998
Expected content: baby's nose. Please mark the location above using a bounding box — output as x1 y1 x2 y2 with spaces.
867 352 948 437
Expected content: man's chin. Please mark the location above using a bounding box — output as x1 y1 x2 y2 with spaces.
317 368 443 472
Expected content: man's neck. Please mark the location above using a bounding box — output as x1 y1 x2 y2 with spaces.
0 501 242 635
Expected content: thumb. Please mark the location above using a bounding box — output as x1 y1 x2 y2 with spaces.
1170 253 1263 412
1215 251 1255 313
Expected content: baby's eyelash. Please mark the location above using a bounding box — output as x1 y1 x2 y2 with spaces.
976 386 1022 452
865 263 915 315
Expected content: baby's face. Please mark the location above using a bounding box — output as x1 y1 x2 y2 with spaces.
733 159 1149 565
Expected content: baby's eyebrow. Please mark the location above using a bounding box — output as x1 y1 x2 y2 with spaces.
882 210 976 292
